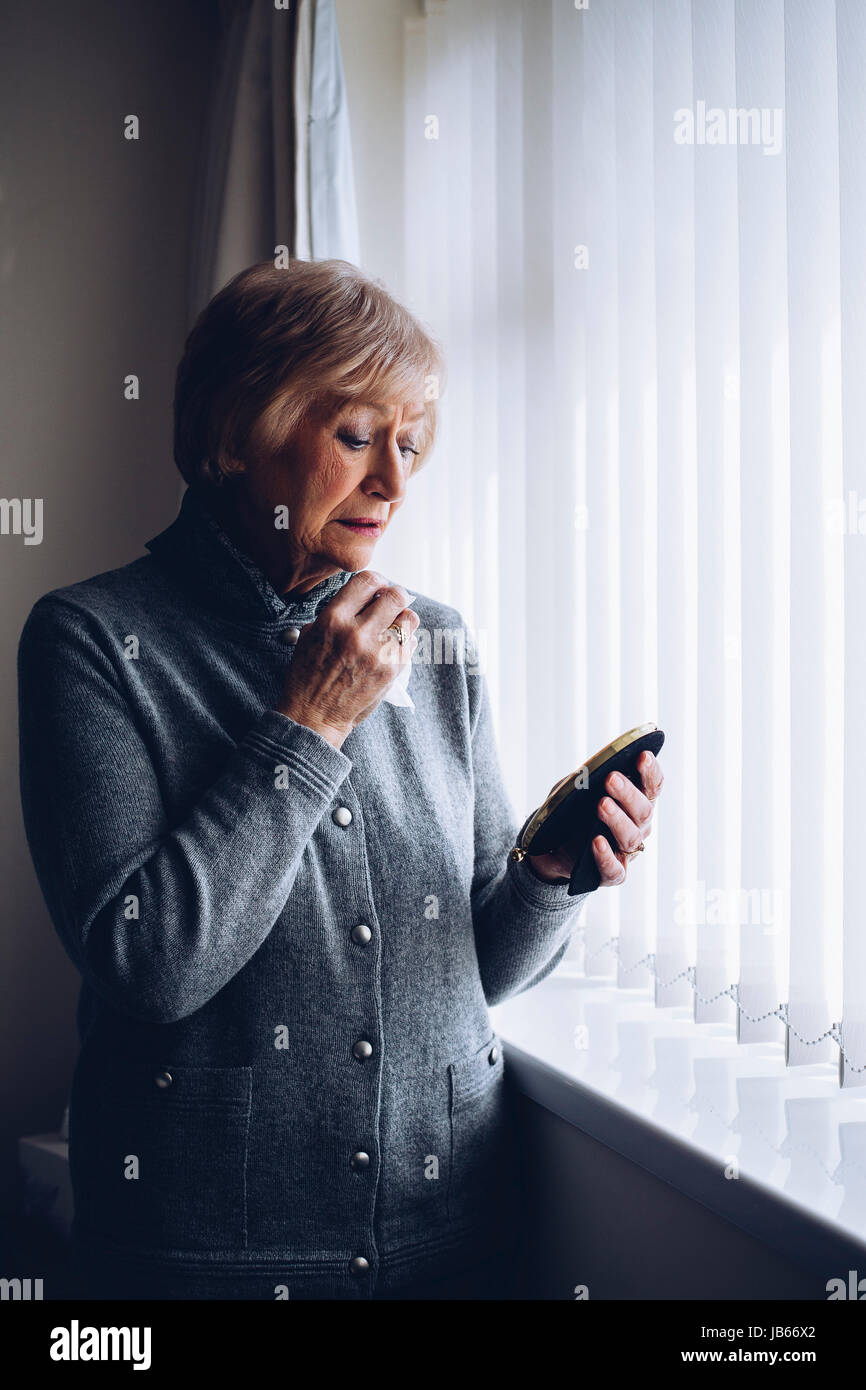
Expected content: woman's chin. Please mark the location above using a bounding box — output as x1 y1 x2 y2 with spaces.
328 533 380 569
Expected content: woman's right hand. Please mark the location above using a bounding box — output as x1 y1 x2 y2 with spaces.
276 570 420 748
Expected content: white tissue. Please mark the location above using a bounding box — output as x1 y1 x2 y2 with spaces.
382 591 416 709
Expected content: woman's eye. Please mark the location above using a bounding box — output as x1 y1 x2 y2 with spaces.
337 431 419 459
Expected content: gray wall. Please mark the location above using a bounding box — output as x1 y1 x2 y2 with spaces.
0 0 219 1214
515 1094 827 1299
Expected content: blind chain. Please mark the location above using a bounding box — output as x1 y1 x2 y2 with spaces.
571 938 863 1073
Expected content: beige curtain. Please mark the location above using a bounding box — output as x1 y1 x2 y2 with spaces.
187 0 359 324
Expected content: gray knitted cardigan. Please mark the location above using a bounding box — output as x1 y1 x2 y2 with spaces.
17 484 590 1299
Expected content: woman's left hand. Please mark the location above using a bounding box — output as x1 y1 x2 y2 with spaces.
527 750 664 886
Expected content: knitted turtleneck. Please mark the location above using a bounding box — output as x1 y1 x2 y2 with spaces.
145 484 357 626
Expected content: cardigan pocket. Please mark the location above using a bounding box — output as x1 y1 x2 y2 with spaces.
75 1061 252 1254
377 1066 452 1243
447 1033 514 1228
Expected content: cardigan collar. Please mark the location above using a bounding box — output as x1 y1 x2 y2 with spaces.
144 485 357 625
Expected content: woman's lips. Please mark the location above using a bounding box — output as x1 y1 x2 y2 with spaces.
335 520 383 535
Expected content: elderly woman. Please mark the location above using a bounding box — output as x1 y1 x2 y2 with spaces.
17 259 662 1301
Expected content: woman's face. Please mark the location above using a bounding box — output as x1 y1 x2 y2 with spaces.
220 393 427 598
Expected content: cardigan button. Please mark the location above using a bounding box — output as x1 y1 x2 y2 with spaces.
332 806 353 827
350 923 372 946
282 626 301 644
350 1257 370 1276
488 1046 498 1066
154 1070 173 1089
352 1039 373 1062
349 1151 370 1171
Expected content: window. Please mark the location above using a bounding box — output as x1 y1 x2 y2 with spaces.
385 0 866 1087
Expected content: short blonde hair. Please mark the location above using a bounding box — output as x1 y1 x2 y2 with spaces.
173 259 445 487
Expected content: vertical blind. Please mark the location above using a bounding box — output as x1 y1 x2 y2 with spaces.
374 0 866 1086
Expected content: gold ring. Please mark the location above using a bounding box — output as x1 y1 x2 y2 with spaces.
624 842 645 859
386 622 406 646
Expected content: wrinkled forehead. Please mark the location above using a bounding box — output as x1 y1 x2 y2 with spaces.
312 391 428 427
349 399 427 423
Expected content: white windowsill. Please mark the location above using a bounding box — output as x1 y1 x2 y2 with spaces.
491 972 866 1275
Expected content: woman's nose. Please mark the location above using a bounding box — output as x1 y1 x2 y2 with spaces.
365 442 408 503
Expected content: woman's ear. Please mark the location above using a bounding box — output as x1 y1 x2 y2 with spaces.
211 454 248 486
